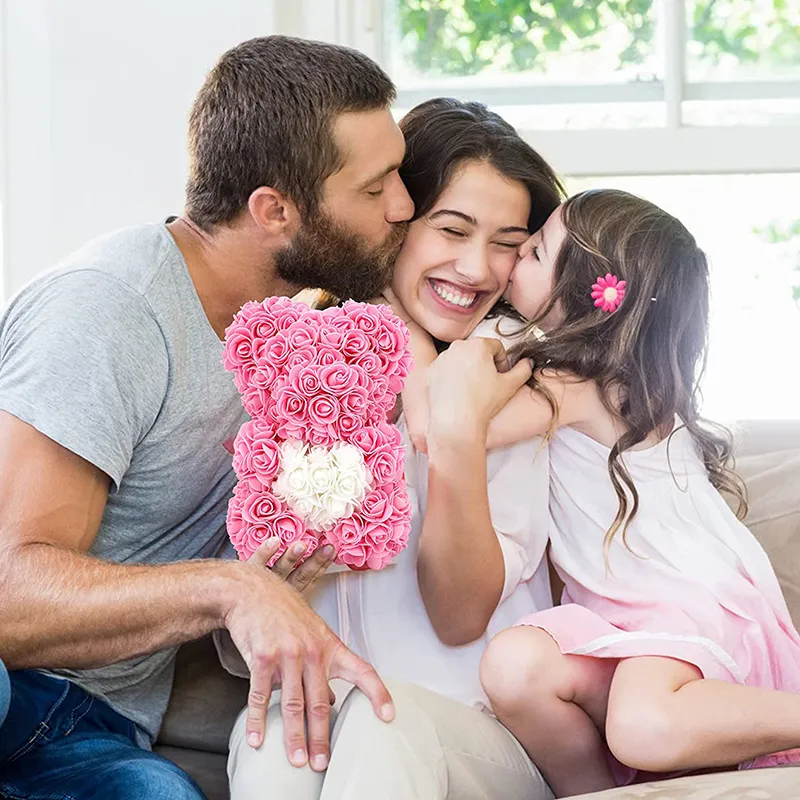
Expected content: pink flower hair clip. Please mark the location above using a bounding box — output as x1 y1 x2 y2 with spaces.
591 273 626 313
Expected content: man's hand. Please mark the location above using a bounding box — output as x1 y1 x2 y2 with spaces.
222 554 394 773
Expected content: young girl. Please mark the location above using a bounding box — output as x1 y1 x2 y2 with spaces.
410 188 800 798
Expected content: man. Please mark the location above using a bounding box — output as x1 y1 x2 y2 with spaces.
0 35 413 799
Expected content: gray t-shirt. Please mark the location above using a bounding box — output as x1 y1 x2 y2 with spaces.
0 222 248 741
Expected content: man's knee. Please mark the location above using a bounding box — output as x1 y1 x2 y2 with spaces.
0 657 10 727
108 753 204 800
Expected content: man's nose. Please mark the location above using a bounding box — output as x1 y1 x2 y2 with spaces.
385 173 414 223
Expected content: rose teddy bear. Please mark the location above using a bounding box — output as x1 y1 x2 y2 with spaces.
222 296 414 571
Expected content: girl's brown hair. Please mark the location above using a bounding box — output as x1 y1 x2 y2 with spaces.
510 189 746 552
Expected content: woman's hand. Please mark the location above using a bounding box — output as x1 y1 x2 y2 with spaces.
249 537 335 598
427 337 532 443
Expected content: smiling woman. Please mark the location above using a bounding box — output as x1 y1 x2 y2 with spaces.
393 98 563 343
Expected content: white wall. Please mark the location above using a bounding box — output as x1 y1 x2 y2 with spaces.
0 0 342 299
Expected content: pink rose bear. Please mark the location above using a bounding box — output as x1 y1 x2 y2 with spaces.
222 297 413 571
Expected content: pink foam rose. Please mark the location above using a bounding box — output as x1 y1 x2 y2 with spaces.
365 446 403 485
288 365 323 398
242 385 271 418
353 351 381 378
336 413 363 439
274 388 307 425
307 394 341 429
263 333 292 368
314 346 345 367
284 320 319 349
250 360 279 391
233 522 272 560
283 346 317 371
275 306 304 331
242 490 282 525
341 386 369 417
318 363 359 395
249 431 281 486
306 425 334 447
317 325 344 349
233 365 256 395
222 328 256 373
389 481 412 518
342 302 382 336
272 510 307 544
276 419 309 443
360 487 393 523
346 424 390 457
339 329 370 362
374 319 410 362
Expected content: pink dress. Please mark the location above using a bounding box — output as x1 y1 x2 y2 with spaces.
516 422 800 778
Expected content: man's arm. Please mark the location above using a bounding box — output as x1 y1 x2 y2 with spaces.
0 411 393 770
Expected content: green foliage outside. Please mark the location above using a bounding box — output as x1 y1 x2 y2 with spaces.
395 0 800 77
755 220 800 306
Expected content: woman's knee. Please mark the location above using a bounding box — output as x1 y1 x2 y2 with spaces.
480 627 563 712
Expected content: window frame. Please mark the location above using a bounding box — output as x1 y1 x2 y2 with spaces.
339 0 800 176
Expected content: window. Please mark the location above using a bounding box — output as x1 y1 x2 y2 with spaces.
359 0 800 418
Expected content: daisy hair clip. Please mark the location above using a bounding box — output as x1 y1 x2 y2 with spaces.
591 273 626 313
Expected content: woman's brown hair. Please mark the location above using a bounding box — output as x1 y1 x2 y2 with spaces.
510 189 746 552
399 98 564 234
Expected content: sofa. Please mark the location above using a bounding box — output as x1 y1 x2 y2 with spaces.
154 419 800 799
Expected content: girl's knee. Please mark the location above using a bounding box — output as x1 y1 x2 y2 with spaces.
605 694 686 772
480 627 563 712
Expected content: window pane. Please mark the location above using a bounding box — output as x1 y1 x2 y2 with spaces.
568 174 800 420
387 0 662 86
687 0 800 81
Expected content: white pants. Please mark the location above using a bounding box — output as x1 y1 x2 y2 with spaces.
228 680 552 800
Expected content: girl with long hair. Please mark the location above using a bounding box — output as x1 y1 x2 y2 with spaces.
413 189 800 797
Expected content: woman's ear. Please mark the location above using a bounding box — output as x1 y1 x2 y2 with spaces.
247 186 302 243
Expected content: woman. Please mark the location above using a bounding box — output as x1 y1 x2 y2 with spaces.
222 99 563 800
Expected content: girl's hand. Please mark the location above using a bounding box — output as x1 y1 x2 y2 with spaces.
427 337 532 443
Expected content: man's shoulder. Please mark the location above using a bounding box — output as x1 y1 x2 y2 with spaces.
47 222 179 298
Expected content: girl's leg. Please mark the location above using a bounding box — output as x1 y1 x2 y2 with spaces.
480 627 619 798
606 656 800 774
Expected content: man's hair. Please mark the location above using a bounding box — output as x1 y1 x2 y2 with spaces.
185 36 396 231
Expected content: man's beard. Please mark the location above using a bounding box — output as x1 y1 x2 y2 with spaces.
275 211 408 301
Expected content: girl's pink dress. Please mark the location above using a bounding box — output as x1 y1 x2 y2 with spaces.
516 423 800 781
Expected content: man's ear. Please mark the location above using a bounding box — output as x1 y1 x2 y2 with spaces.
247 186 302 241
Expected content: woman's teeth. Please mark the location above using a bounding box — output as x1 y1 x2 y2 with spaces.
431 281 477 308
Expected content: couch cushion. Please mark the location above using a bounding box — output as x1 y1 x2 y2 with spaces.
570 766 800 798
154 745 229 800
157 636 248 754
727 421 800 628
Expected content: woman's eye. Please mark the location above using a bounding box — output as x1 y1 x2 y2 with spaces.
366 188 384 197
443 228 466 237
531 245 540 260
495 241 522 250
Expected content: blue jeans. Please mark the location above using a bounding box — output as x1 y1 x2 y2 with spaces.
0 657 205 799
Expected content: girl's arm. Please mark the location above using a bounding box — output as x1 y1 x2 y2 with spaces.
486 368 594 449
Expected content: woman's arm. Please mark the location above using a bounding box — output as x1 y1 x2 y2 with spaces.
418 339 592 645
417 338 532 645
